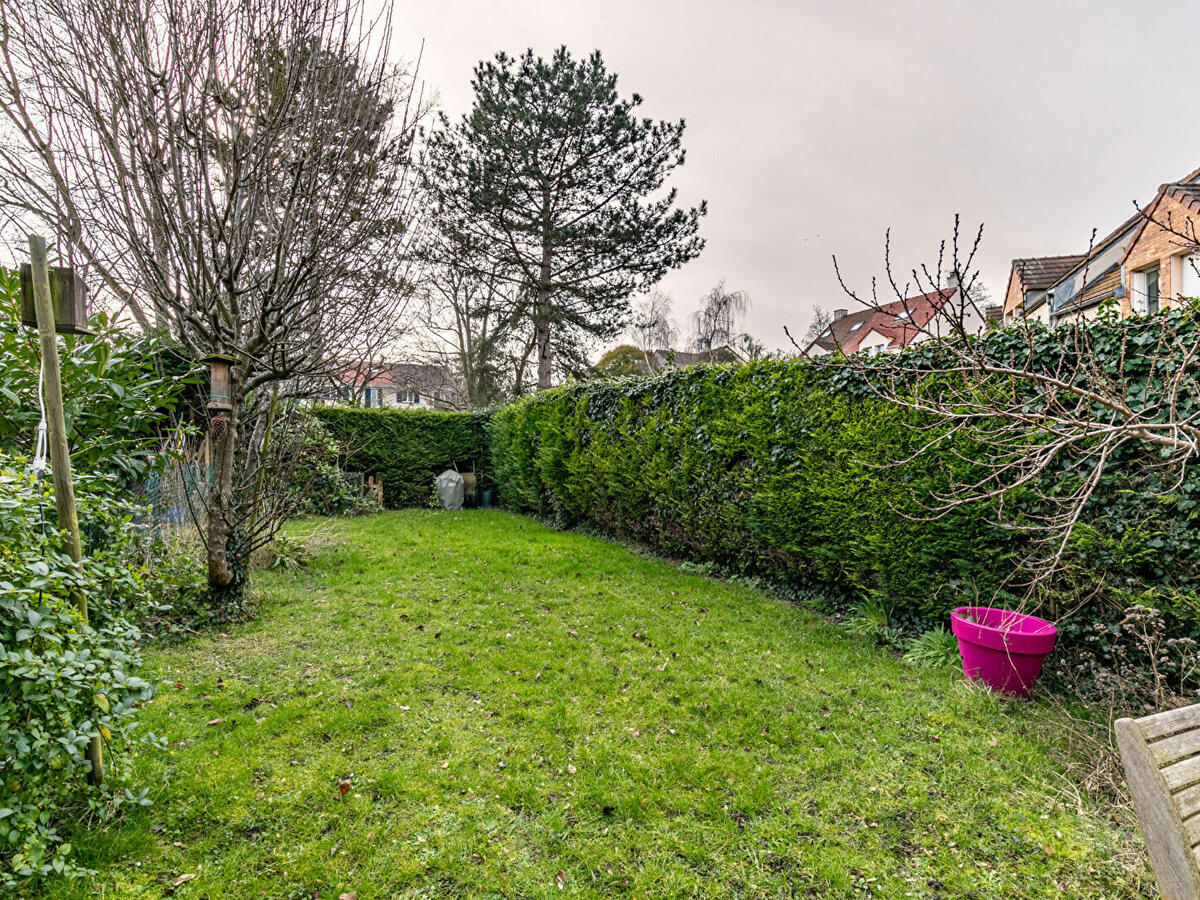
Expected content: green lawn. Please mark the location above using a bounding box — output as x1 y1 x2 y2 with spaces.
52 511 1151 898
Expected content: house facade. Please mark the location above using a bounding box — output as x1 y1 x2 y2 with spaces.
1004 166 1200 326
1121 182 1200 317
328 361 461 410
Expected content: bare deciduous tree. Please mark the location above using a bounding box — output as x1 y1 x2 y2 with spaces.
801 305 833 348
627 289 678 370
0 0 429 605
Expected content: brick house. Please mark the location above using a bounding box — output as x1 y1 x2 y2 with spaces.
1002 254 1086 324
1004 165 1200 326
1121 181 1200 316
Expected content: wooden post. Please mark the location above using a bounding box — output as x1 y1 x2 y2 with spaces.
28 235 105 786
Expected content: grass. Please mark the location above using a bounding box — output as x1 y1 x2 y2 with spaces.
51 510 1151 898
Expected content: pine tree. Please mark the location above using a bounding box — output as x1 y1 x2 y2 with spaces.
426 47 706 388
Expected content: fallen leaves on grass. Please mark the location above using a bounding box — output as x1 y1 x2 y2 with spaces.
165 873 196 894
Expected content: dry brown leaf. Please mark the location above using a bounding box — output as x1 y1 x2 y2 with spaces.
554 870 567 890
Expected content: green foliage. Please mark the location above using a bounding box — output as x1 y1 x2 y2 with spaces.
135 549 211 640
0 268 199 489
285 410 382 518
594 344 651 376
425 47 706 384
0 457 159 890
489 331 1200 663
903 626 961 670
847 596 905 649
488 360 1013 627
312 407 488 507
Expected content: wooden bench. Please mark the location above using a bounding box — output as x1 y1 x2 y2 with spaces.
1116 705 1200 899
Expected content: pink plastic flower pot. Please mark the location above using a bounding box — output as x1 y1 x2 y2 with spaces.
949 606 1057 698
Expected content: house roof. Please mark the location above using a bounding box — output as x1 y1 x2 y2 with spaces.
336 360 454 391
806 289 957 356
1011 255 1087 291
647 345 743 370
1120 181 1200 267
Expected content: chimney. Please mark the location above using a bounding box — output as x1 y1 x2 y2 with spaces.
833 308 848 320
945 269 961 291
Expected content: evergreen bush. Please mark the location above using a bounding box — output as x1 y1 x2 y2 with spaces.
312 407 489 507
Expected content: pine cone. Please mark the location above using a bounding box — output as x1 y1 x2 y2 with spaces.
210 414 228 438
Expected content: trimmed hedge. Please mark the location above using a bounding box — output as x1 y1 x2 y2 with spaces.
487 353 1200 634
487 361 1016 625
312 407 488 507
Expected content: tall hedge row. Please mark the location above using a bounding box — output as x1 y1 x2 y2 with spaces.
312 407 488 507
487 361 1021 624
486 355 1200 632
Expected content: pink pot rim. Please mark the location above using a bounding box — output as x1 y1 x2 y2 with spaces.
950 606 1057 656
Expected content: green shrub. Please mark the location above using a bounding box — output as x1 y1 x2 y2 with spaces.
0 458 161 890
313 407 488 507
488 361 1014 626
0 268 198 489
488 347 1200 664
903 626 961 670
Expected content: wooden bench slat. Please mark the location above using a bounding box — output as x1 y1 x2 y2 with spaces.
1116 716 1200 899
1163 755 1200 793
1176 784 1200 821
1138 705 1200 741
1151 730 1200 768
1186 813 1200 848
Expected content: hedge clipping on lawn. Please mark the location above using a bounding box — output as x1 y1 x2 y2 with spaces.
312 407 488 507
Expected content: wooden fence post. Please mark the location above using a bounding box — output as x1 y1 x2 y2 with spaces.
28 234 105 786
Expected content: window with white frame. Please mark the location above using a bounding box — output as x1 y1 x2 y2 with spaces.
1180 253 1200 301
1131 266 1161 315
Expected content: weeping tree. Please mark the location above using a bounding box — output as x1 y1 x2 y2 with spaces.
0 0 428 609
425 47 706 390
688 279 752 353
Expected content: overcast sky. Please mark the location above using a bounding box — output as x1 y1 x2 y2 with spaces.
386 0 1200 351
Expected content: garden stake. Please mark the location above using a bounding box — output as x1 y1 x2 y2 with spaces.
27 234 105 785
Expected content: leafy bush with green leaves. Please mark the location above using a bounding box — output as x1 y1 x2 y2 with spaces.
0 268 198 489
313 407 488 507
0 458 160 890
286 411 382 518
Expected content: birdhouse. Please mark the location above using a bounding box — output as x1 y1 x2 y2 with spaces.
203 354 235 412
20 264 90 335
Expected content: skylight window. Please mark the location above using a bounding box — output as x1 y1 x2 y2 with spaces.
849 322 863 332
894 310 911 321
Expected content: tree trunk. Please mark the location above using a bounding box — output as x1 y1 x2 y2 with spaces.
536 240 553 390
206 403 238 590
